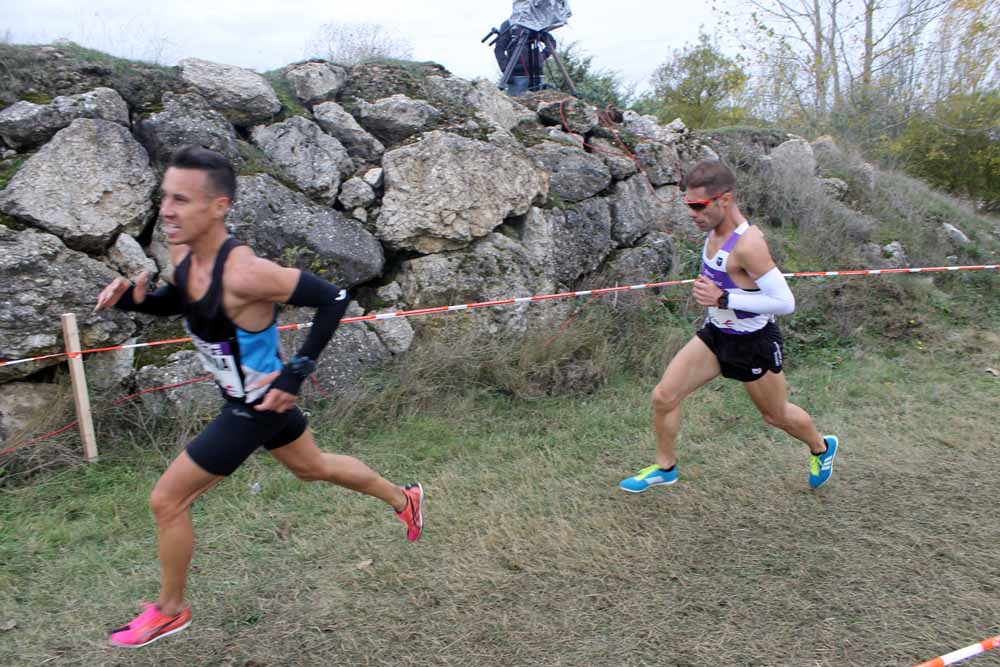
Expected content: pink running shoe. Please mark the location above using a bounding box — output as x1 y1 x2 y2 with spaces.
109 602 192 648
395 483 424 542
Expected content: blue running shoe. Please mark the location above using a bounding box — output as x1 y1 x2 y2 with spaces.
809 435 838 488
619 464 678 493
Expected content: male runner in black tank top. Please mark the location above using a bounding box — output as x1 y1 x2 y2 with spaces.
95 145 424 648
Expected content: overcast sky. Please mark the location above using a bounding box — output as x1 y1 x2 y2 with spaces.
3 0 720 93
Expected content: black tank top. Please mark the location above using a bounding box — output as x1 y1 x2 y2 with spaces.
173 238 283 403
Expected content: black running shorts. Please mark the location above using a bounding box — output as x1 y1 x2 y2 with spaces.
696 320 785 383
185 401 308 476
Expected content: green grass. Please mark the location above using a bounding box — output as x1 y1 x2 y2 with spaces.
2 301 999 665
0 157 25 191
261 69 310 121
52 41 174 75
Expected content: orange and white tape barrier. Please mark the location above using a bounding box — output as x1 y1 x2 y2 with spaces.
0 263 997 370
914 634 1000 667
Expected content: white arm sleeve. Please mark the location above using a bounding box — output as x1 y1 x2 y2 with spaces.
727 267 795 315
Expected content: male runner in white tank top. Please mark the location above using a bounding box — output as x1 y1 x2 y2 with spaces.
619 160 838 493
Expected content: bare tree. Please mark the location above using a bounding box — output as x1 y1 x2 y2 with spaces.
730 0 951 128
304 21 415 66
926 0 1000 98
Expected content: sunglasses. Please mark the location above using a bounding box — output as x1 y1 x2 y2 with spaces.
683 190 730 211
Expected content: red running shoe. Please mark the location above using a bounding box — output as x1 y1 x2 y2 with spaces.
109 602 192 648
395 483 424 542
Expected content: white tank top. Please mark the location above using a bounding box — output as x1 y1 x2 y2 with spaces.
700 221 773 334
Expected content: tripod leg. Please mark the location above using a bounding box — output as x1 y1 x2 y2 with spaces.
543 33 578 97
498 31 529 90
528 39 540 92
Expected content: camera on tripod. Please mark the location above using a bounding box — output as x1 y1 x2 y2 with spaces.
482 0 578 97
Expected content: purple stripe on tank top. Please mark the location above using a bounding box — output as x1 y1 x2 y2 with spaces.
700 263 740 290
721 230 743 252
213 341 234 355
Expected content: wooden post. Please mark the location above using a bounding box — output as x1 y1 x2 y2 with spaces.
61 313 98 462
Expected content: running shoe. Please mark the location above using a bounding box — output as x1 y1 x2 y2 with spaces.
396 483 423 542
809 435 839 489
109 602 192 648
619 464 678 493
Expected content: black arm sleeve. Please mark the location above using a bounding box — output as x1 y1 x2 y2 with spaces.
115 283 185 317
271 271 350 396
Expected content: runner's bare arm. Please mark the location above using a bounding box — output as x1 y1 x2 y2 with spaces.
228 252 350 412
732 226 777 280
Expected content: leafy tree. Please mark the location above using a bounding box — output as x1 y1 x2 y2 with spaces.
639 31 749 128
542 42 634 109
305 21 414 66
890 92 1000 210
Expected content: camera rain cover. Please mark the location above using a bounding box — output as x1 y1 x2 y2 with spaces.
510 0 572 31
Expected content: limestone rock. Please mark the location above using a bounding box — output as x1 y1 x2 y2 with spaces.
313 101 385 166
251 116 352 204
368 283 414 355
811 135 842 166
377 131 548 253
425 76 536 131
136 92 242 165
284 61 348 106
654 185 701 242
609 175 675 246
147 229 173 283
106 233 157 278
0 87 129 151
0 382 63 446
943 223 971 246
537 98 598 135
545 128 586 148
528 142 612 203
820 177 849 201
356 94 442 145
622 111 680 144
178 58 281 126
771 138 817 178
884 241 909 267
338 177 376 210
363 167 384 189
396 232 558 335
590 137 638 181
634 141 680 186
135 351 221 417
0 119 157 253
860 241 910 269
591 231 675 288
85 337 136 393
228 174 384 287
517 199 614 285
0 227 136 383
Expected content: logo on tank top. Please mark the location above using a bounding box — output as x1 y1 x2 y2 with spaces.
716 257 723 267
752 368 763 375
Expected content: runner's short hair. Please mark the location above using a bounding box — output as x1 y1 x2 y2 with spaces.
684 160 736 197
168 145 236 202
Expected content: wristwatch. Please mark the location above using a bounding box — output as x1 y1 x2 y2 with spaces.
717 292 729 309
286 355 317 378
